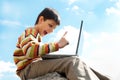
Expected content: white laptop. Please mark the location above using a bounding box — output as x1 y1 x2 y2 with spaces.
42 20 83 59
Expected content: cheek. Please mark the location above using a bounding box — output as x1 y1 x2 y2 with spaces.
46 28 52 33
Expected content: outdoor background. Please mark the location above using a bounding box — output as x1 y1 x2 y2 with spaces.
0 0 120 80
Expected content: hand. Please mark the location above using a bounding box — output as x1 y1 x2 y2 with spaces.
57 32 69 48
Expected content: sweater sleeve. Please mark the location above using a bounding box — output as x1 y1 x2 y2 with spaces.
18 29 59 58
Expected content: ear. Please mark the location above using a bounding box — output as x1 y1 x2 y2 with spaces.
38 16 44 24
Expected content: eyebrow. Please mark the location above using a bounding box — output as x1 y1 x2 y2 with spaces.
49 22 57 29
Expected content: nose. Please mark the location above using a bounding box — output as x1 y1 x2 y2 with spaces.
48 28 53 33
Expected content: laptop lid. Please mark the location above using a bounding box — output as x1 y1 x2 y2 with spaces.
75 20 83 56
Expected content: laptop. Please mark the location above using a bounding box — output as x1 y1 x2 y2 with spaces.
42 20 83 59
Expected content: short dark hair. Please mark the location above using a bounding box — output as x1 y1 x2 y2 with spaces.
35 8 60 25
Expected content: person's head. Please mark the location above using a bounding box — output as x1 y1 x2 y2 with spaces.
35 8 60 25
34 8 61 36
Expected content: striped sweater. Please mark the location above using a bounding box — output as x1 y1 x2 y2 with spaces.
13 28 59 71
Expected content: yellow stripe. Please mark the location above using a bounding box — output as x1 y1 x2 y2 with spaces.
51 43 55 51
32 29 35 36
42 45 45 55
29 44 35 57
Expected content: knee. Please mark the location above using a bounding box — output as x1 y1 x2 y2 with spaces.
70 56 81 62
66 56 80 65
68 56 85 67
62 56 81 67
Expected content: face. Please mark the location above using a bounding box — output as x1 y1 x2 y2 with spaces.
37 17 57 36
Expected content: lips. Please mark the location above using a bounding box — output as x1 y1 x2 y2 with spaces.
43 31 48 35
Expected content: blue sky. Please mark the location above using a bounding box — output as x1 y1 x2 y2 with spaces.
0 0 120 80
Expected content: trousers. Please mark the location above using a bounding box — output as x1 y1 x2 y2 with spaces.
18 56 108 80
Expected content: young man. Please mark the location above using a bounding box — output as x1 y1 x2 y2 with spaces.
13 8 110 80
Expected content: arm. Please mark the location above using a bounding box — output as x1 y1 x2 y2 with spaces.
18 29 59 58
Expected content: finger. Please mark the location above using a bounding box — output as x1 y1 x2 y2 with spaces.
66 42 69 45
62 31 67 38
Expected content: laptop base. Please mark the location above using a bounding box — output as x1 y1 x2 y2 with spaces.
42 54 78 60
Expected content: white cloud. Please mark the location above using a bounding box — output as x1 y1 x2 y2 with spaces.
68 0 78 5
0 60 18 79
71 5 80 15
106 0 120 16
0 19 21 27
82 31 120 80
106 7 120 16
71 5 79 11
66 5 81 15
0 61 16 73
116 0 120 8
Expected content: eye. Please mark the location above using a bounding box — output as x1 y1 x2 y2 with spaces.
48 24 53 28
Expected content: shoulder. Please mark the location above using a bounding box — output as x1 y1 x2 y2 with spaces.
25 27 38 38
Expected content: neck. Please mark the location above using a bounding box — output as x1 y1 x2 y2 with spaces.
34 25 39 31
34 24 43 36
